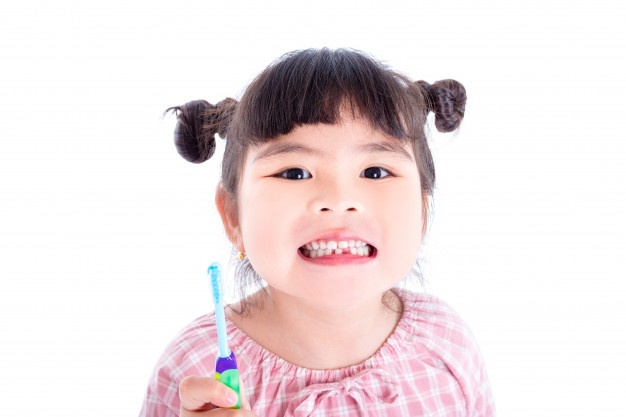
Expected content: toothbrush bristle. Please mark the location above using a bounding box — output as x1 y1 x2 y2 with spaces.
208 262 223 305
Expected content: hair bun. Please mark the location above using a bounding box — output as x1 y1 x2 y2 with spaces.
166 98 237 163
417 79 466 133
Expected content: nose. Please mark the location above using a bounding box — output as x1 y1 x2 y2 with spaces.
309 178 364 214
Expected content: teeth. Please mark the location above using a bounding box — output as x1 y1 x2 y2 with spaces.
300 239 374 259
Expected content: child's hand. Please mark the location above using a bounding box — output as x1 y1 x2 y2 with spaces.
179 375 255 416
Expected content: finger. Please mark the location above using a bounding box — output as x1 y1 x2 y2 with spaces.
179 375 239 410
238 377 251 411
181 408 258 417
181 407 258 417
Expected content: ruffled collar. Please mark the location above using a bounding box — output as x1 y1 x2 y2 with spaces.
225 288 435 377
222 289 438 414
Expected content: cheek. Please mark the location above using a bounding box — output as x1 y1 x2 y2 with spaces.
238 182 302 252
391 198 423 245
379 184 424 270
238 189 273 247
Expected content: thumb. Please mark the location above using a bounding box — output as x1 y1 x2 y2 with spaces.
238 377 252 410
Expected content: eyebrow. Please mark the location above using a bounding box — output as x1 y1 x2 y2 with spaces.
252 140 414 162
359 141 414 161
253 142 324 162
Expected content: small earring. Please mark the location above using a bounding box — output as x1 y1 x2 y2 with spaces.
237 252 246 261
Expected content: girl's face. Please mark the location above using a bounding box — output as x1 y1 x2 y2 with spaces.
225 117 425 310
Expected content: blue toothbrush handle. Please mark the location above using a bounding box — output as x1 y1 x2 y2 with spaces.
215 351 241 409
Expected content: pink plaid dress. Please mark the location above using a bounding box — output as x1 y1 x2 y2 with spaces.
140 290 495 416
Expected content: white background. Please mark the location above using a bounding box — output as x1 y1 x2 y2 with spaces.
1 0 625 415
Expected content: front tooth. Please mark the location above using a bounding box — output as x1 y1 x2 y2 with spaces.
335 249 342 255
312 241 320 250
338 241 348 249
327 241 337 250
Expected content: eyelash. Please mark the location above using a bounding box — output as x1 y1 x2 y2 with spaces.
275 166 393 180
360 166 392 179
276 168 312 180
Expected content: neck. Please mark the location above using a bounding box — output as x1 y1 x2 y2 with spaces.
229 288 403 370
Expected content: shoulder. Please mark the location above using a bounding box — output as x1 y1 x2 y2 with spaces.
395 289 496 415
397 289 475 348
397 289 483 367
157 313 220 377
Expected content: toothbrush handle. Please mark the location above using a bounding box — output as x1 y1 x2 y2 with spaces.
215 351 241 409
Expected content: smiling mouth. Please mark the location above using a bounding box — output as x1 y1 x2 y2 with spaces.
299 239 376 258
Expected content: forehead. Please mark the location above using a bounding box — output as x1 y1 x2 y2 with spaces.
247 119 415 164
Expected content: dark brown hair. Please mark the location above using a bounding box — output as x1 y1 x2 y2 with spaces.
167 48 466 301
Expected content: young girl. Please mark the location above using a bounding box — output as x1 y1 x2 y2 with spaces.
140 48 495 416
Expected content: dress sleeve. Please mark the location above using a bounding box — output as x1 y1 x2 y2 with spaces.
409 294 496 416
138 314 219 417
467 338 496 417
138 365 180 417
435 300 497 416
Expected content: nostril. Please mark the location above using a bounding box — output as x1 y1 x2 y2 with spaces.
317 205 360 213
318 207 357 213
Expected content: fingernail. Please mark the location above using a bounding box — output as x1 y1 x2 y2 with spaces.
226 390 238 405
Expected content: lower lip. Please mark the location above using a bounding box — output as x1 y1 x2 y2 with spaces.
297 248 377 265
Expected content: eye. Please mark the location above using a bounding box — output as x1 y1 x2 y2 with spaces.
277 168 312 180
360 166 391 179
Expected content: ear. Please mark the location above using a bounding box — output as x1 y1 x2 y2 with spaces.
215 185 245 252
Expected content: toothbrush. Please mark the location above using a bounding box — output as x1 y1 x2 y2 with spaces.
208 262 241 409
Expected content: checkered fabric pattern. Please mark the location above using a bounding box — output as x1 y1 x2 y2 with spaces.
139 290 495 416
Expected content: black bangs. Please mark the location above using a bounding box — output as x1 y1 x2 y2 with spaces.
232 48 425 144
